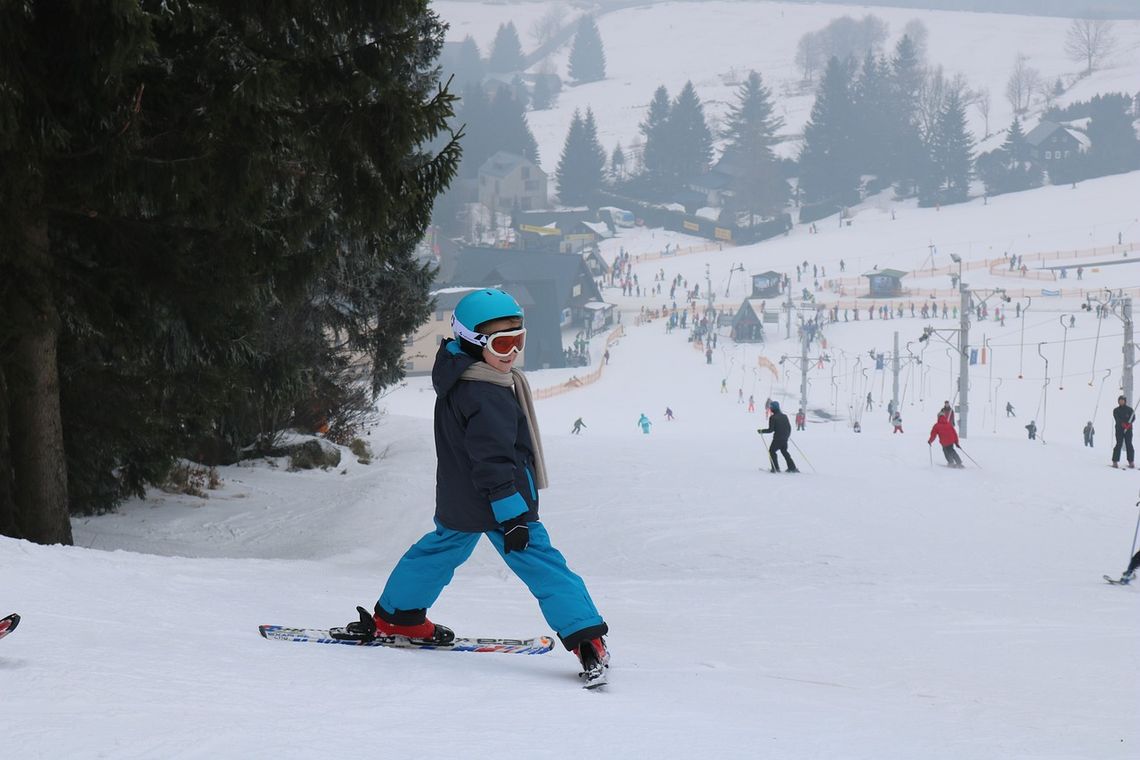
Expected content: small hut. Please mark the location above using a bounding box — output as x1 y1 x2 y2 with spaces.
731 300 766 343
862 269 907 298
750 271 784 299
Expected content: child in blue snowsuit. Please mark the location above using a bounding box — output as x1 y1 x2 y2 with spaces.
342 289 608 674
638 414 652 434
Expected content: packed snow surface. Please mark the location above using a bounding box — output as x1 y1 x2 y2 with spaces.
6 1 1140 756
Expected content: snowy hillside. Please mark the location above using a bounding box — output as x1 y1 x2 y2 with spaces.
434 0 1140 168
5 167 1140 756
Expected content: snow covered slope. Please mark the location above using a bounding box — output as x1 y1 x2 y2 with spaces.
4 168 1139 757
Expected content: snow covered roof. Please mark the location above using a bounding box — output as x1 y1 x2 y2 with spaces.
580 221 613 238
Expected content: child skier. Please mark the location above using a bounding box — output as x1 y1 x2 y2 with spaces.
1025 420 1037 440
928 413 963 467
795 408 806 431
891 411 903 434
638 413 652 434
337 289 608 680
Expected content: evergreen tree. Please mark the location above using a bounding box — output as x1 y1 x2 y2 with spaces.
977 116 1041 195
920 90 974 205
798 57 860 204
488 22 524 73
455 85 538 179
490 86 540 164
444 36 485 93
556 108 606 205
532 75 554 110
853 51 894 181
611 142 626 180
1086 94 1140 177
0 2 460 541
887 35 927 194
665 81 713 188
721 71 789 218
640 85 672 185
568 16 606 84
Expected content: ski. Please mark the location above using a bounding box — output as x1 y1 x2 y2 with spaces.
259 625 555 654
0 613 20 640
1103 575 1132 586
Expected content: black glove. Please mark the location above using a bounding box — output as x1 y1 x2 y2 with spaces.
502 515 529 554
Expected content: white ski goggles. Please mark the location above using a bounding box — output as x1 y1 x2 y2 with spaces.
453 316 526 357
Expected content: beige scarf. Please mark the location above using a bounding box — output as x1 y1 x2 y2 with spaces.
460 362 549 489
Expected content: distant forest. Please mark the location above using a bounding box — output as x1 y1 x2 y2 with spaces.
757 0 1139 20
584 0 1140 21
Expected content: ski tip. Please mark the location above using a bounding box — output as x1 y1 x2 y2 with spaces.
0 613 19 638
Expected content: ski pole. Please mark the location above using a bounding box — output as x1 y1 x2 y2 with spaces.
1127 490 1140 566
956 444 982 469
790 439 816 473
928 443 934 467
758 430 769 470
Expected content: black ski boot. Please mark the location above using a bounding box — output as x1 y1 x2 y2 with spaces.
575 637 610 689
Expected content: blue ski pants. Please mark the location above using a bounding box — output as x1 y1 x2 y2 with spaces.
378 521 604 642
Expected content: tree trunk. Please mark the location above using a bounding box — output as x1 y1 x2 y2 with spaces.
4 221 73 545
0 367 18 538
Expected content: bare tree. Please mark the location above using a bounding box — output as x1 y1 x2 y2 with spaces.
1005 53 1040 114
903 18 929 61
530 5 567 47
1065 17 1117 76
796 31 823 83
973 86 992 138
917 65 947 140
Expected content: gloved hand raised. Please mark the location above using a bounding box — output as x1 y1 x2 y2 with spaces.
502 515 530 554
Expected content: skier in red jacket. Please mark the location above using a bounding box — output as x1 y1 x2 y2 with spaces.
928 413 964 468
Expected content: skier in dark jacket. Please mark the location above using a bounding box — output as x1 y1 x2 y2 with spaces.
758 401 798 472
1025 420 1037 440
337 289 608 677
1112 395 1135 468
1083 421 1094 447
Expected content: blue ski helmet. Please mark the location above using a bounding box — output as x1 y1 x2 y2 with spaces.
769 401 780 413
452 288 524 357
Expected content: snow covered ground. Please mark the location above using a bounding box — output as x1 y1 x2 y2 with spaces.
434 0 1140 167
4 167 1140 756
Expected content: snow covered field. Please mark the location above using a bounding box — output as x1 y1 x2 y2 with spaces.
3 167 1139 756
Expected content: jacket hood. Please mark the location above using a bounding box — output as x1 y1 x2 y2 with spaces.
432 338 477 397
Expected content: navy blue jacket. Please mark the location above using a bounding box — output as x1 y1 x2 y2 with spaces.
431 340 540 532
761 411 791 445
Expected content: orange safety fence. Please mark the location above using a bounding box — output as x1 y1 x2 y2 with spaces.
534 325 626 400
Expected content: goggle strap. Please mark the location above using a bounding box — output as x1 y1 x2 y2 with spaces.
452 315 489 347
